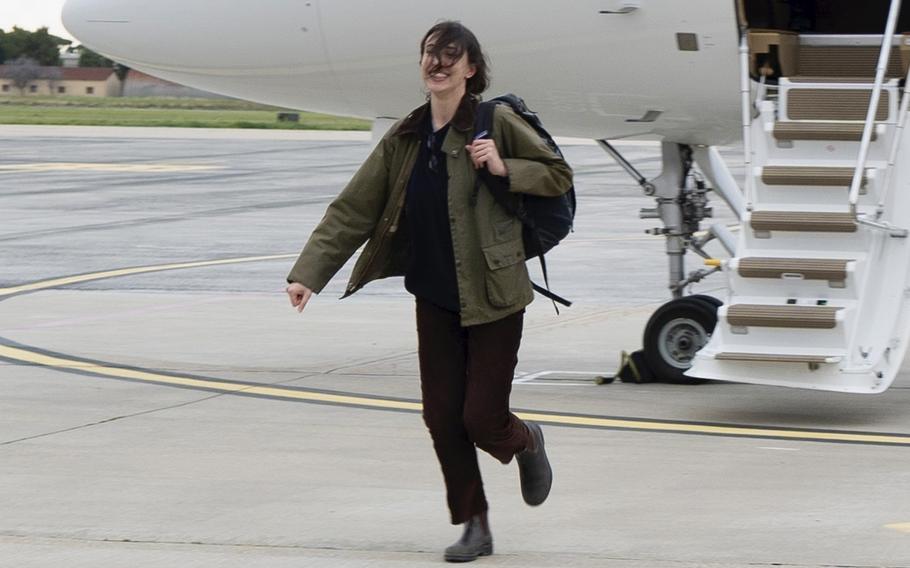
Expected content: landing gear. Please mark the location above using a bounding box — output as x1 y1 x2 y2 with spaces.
642 296 719 384
598 139 738 385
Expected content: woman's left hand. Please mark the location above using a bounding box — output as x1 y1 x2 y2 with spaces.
465 139 508 177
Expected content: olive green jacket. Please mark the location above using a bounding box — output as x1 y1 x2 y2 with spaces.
287 97 573 326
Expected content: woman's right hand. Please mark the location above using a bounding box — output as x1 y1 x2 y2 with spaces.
286 282 314 313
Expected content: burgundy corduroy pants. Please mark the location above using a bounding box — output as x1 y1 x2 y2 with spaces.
415 298 531 524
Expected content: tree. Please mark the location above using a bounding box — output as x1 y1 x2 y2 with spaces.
7 57 41 94
0 28 26 63
0 27 70 66
75 45 113 68
24 28 69 65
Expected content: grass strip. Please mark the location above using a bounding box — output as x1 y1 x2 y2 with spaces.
0 96 371 130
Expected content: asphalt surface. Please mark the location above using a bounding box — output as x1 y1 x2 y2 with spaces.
1 125 909 567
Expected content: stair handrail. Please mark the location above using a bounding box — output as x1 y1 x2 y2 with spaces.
849 0 903 213
739 31 754 210
878 36 910 217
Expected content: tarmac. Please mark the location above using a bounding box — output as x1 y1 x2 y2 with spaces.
1 125 909 567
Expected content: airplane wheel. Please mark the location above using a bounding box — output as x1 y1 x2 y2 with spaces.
642 297 718 384
686 294 723 309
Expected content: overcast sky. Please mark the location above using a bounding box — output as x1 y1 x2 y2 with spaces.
1 0 75 42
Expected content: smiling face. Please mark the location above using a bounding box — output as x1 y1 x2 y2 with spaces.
420 33 476 99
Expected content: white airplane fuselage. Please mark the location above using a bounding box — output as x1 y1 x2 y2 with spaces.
61 0 742 145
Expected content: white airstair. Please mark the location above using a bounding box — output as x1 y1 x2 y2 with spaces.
689 6 910 393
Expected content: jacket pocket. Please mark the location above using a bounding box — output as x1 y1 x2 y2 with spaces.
482 239 528 308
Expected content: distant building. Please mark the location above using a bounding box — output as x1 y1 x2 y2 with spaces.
0 65 223 98
0 65 120 96
60 51 80 68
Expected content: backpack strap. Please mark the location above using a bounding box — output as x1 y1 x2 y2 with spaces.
472 101 519 212
470 101 500 207
472 100 571 312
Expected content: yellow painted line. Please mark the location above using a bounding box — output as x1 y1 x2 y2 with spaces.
2 252 909 445
0 163 222 173
886 522 910 534
0 344 421 412
0 254 298 298
3 342 910 445
515 411 910 445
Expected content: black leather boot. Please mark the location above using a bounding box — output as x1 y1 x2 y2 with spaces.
444 512 493 562
516 421 552 506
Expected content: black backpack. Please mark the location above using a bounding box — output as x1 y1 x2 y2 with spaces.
473 94 576 309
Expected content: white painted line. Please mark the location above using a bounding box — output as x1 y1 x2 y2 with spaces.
535 371 607 375
516 371 551 381
513 370 609 387
515 370 607 379
519 383 599 387
758 446 801 452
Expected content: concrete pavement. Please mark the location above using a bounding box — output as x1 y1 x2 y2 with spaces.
1 125 909 567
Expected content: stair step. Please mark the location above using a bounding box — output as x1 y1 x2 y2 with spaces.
727 304 842 329
787 89 890 121
788 76 884 84
773 122 874 141
750 211 857 233
797 45 904 78
761 166 866 188
715 352 842 364
738 258 850 281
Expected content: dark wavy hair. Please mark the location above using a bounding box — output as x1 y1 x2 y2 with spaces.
420 21 490 97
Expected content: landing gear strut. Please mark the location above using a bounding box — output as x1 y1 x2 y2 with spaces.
599 140 737 382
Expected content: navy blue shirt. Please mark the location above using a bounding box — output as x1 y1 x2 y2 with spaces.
404 116 460 312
